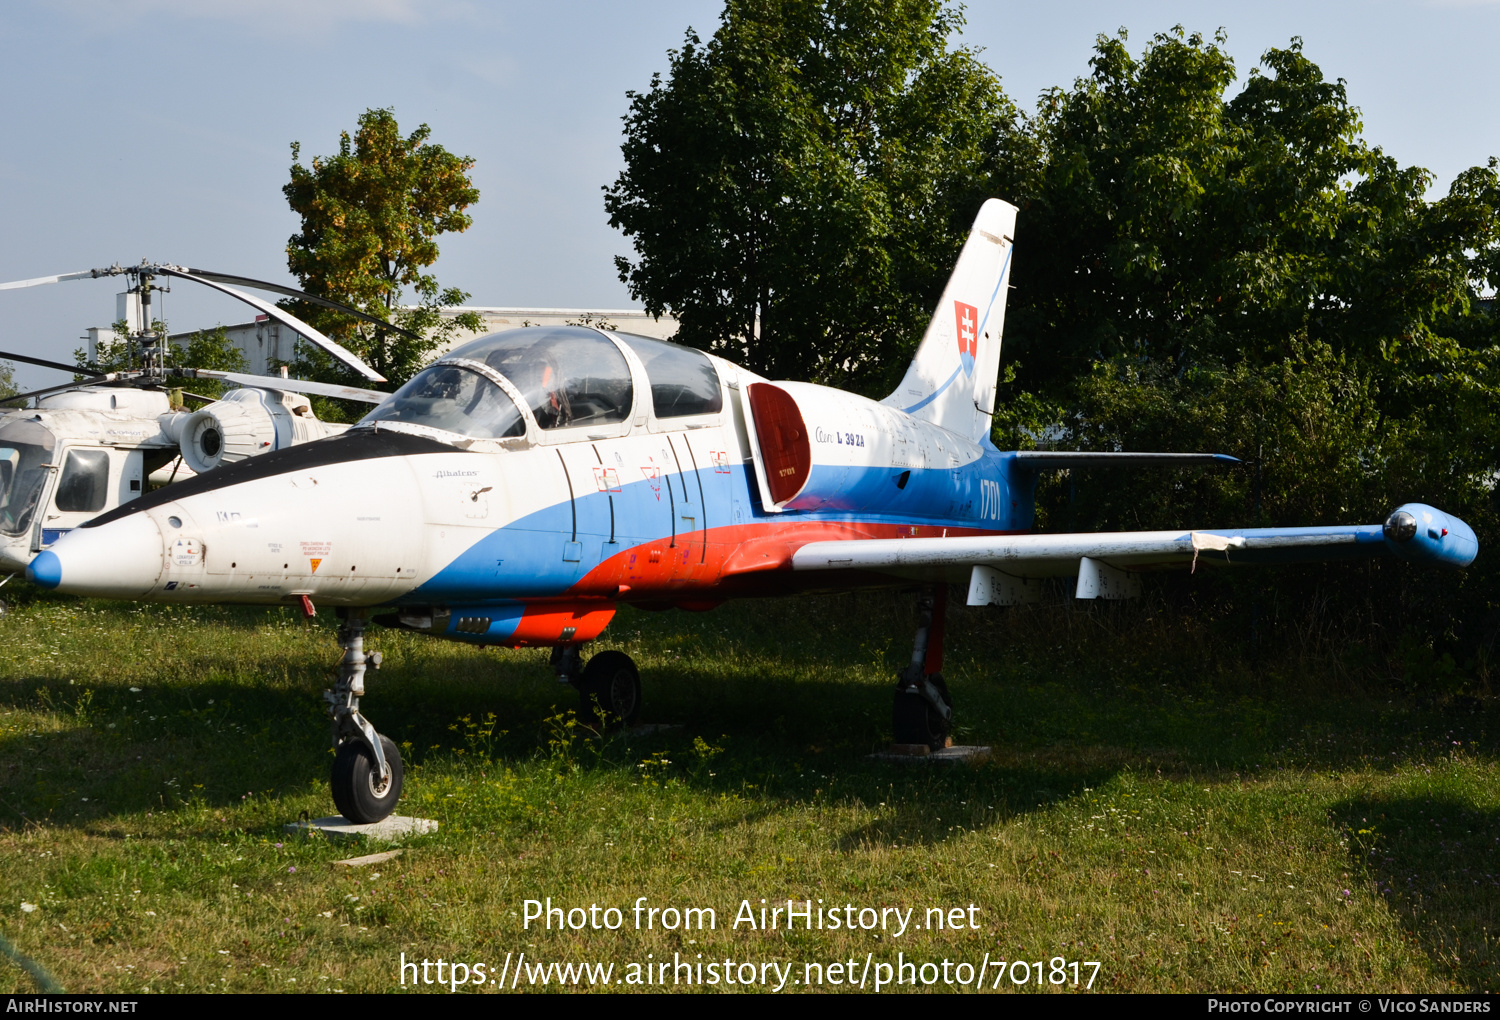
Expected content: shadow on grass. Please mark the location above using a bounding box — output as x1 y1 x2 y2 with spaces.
0 647 1130 845
1331 795 1500 993
1 590 1497 854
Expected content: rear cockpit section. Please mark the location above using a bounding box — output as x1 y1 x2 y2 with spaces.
612 332 723 419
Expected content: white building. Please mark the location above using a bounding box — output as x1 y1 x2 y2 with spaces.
87 300 680 379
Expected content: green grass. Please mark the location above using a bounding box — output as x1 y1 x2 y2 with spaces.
0 584 1496 993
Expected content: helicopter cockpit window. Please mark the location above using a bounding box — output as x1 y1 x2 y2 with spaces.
615 333 723 418
358 364 526 440
445 327 633 430
0 419 57 537
55 448 110 513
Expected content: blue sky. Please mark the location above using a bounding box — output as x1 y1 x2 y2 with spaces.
2 0 1497 389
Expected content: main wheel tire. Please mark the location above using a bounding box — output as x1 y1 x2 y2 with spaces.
331 734 404 824
892 674 952 751
578 650 641 726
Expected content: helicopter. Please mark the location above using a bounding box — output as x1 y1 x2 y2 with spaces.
0 262 399 601
22 199 1479 826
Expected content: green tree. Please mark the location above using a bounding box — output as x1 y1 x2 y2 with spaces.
1004 29 1500 398
173 326 250 400
282 108 484 396
0 360 15 405
605 0 1030 393
77 321 248 401
987 29 1500 673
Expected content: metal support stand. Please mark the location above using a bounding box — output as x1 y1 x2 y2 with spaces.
323 609 389 781
551 644 583 686
896 586 951 723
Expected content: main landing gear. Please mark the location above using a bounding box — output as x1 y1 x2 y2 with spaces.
326 610 403 823
893 586 953 751
553 645 641 727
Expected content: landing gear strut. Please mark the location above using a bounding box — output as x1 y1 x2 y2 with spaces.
554 645 641 727
326 610 403 823
893 586 952 751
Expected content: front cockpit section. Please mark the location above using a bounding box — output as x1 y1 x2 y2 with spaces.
360 362 528 440
357 327 639 442
0 418 55 539
473 328 634 430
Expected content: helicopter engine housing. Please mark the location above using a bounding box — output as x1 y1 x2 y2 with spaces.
174 388 345 474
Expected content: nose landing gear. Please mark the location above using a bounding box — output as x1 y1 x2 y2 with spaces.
326 610 403 823
892 586 953 751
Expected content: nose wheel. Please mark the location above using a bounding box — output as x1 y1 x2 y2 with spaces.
332 733 404 823
324 610 402 824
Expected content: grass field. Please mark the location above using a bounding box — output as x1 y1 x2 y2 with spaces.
0 581 1496 994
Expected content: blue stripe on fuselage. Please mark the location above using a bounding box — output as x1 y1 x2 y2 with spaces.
441 603 525 642
404 448 1031 605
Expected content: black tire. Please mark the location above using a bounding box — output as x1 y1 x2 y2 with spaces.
892 674 952 751
331 734 403 824
578 650 641 726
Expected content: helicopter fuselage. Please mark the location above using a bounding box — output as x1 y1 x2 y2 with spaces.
0 389 182 574
0 382 358 575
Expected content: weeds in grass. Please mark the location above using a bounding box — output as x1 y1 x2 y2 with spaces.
0 586 1494 992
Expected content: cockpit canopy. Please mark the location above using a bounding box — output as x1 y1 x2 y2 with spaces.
360 326 634 439
614 332 723 418
358 362 527 440
0 417 56 537
358 326 722 440
467 327 635 430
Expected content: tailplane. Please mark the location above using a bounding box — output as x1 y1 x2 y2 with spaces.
882 198 1017 441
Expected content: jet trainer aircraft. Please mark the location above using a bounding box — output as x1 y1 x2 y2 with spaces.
24 200 1478 824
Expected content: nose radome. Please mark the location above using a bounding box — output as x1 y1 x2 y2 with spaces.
28 512 165 597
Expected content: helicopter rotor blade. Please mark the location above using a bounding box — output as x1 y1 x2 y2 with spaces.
0 349 97 375
151 268 386 384
175 368 390 405
0 373 134 406
176 269 422 342
0 270 99 291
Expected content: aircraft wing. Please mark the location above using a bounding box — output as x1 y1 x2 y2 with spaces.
791 503 1476 599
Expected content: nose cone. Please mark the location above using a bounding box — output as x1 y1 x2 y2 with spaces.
27 513 165 597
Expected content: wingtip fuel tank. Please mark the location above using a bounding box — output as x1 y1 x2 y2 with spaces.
1383 502 1478 569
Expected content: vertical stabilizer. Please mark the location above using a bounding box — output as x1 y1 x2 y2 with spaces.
882 199 1017 441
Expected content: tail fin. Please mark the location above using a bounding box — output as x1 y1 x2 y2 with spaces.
882 198 1017 441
